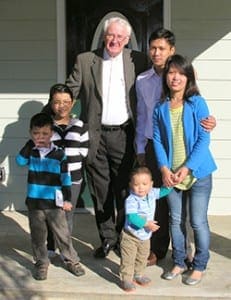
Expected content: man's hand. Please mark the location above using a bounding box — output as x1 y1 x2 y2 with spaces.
136 153 146 166
201 115 216 132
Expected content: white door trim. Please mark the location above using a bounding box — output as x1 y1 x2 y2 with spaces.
56 0 66 82
163 0 171 29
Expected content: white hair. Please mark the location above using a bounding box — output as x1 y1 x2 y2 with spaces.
103 17 132 37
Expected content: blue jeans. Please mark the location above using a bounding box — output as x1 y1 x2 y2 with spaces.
167 175 212 271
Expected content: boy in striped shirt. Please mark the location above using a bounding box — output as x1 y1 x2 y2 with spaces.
16 113 85 280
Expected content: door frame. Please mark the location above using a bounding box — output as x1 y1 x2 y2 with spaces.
56 0 66 83
56 0 171 81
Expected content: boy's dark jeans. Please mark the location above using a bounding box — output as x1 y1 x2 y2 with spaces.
28 208 80 265
46 183 82 251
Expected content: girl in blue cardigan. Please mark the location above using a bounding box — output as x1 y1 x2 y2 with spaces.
153 54 217 285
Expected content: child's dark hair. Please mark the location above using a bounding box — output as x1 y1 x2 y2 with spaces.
48 83 73 103
30 113 54 130
129 167 153 181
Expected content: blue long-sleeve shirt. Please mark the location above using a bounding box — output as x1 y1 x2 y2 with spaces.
153 95 217 179
124 187 171 240
135 67 162 154
16 140 72 210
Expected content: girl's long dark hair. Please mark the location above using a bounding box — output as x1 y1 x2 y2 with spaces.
161 54 200 102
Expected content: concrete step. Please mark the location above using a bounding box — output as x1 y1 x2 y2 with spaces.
0 212 230 300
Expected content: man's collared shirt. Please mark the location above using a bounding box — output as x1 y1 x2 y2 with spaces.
135 67 162 154
102 49 129 125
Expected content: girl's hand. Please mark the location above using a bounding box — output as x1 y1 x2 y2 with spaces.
161 166 176 187
173 166 189 183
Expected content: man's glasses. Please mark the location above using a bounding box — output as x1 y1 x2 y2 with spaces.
105 33 129 42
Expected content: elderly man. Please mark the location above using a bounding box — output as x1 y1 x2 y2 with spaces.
66 17 147 258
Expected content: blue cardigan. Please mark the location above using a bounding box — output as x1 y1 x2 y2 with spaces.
153 95 217 179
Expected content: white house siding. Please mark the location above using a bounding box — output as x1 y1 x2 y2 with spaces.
0 0 57 210
171 0 231 214
0 0 230 215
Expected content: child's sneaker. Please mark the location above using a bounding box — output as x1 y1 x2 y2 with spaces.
121 280 136 292
34 262 49 280
59 253 66 262
134 275 151 286
48 250 57 259
65 261 85 276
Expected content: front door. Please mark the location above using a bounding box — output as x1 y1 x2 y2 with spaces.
66 0 163 75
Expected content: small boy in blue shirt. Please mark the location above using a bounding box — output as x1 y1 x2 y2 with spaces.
120 166 171 292
16 113 85 280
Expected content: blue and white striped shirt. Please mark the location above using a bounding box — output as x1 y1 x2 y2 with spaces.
16 141 71 210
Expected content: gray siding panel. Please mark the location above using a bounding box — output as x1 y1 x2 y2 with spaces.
0 94 48 210
0 0 56 20
0 0 57 210
0 0 57 93
172 0 231 214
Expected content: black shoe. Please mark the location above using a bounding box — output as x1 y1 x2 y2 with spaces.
113 242 121 258
94 241 115 258
147 252 157 266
